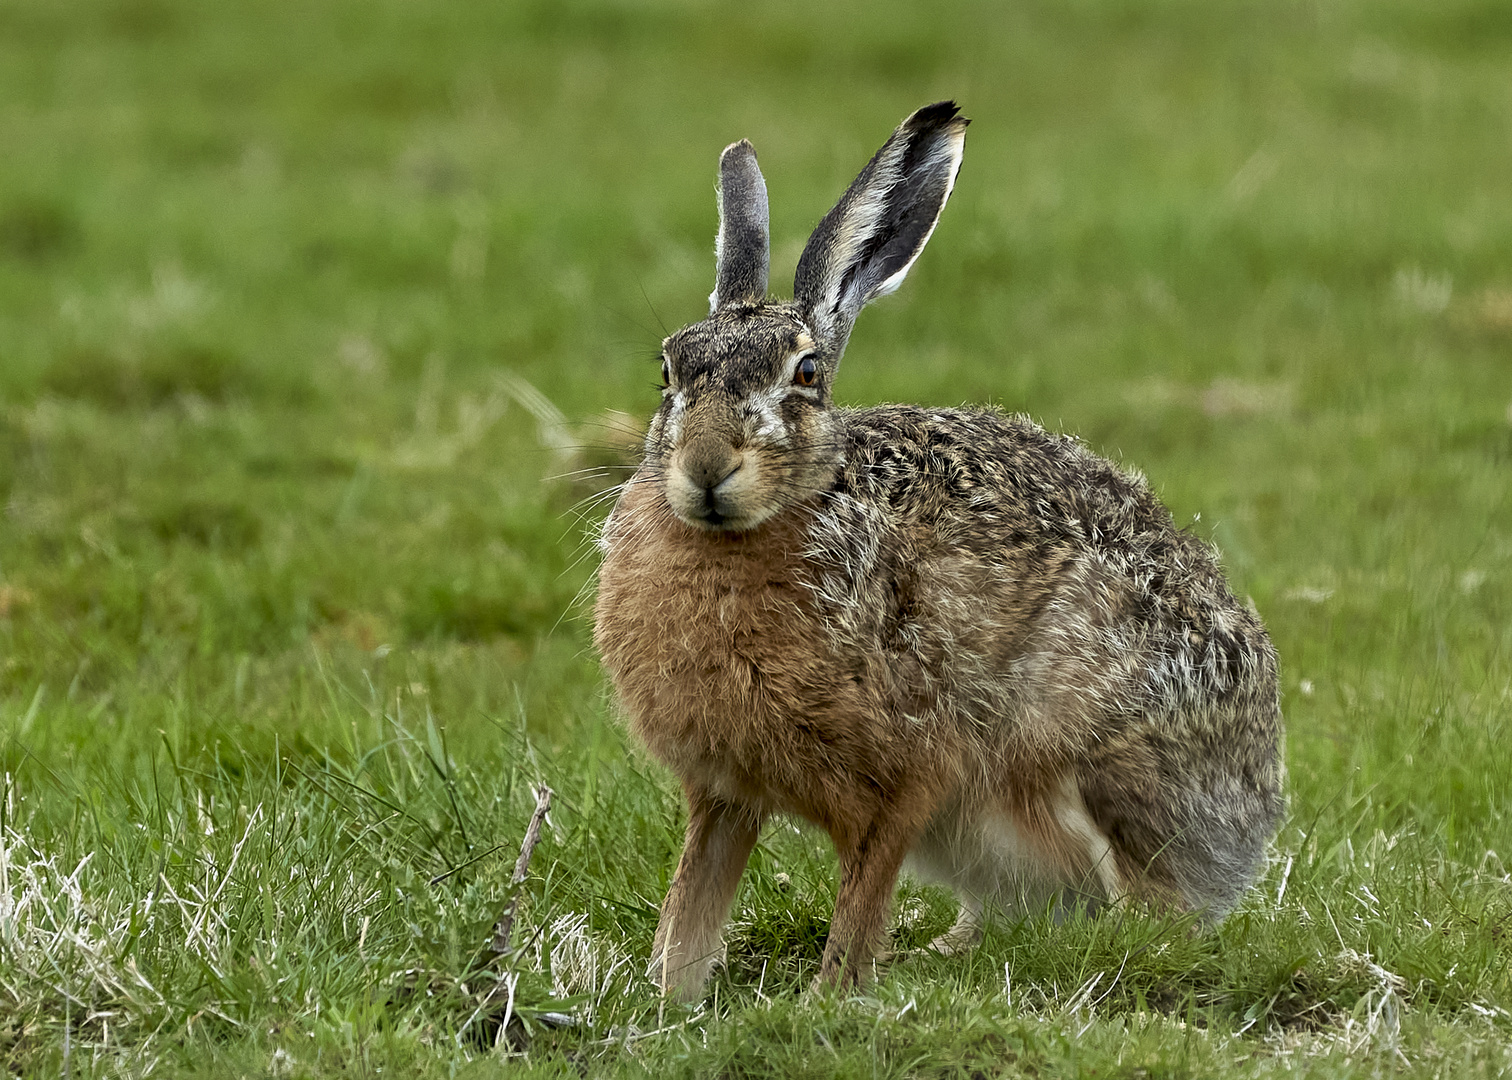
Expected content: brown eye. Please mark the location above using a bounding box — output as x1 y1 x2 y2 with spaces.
794 356 817 387
660 358 671 387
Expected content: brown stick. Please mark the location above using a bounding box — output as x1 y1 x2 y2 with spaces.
489 784 554 959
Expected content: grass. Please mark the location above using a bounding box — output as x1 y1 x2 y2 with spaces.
1 0 1510 1074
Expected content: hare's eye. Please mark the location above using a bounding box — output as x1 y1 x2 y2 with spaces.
794 356 817 387
660 358 671 387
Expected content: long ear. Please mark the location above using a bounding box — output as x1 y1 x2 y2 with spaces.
710 139 770 312
793 101 967 357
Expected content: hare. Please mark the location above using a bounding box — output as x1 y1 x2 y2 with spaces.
594 102 1284 999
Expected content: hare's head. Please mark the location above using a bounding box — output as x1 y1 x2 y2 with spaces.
645 102 968 532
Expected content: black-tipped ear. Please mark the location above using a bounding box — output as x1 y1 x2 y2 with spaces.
793 101 968 358
710 139 770 312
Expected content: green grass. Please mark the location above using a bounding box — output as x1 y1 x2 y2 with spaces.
2 0 1511 1075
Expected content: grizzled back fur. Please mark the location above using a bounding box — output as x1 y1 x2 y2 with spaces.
595 102 1284 1000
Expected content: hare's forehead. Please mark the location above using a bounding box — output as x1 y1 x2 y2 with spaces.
664 310 813 383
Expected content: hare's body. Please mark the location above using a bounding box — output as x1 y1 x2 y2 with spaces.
594 105 1283 998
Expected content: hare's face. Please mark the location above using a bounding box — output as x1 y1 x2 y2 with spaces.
637 102 967 533
646 303 840 532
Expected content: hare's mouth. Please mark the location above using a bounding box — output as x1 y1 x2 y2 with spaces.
673 500 762 532
691 481 732 526
665 454 775 532
675 484 763 532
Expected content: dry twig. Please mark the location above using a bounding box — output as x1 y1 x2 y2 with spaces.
489 784 554 960
458 784 556 1050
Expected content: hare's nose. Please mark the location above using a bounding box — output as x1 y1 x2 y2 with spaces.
675 433 742 497
691 458 740 494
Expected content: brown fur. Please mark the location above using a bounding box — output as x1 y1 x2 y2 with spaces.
593 103 1284 999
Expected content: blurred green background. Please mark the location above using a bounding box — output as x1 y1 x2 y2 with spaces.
1 0 1510 1074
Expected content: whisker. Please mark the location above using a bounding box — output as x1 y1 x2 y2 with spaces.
543 464 642 484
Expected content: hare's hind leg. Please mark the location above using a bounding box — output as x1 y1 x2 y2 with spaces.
907 801 1084 953
905 813 982 954
1077 735 1278 916
926 893 984 955
651 788 762 1001
1051 775 1129 905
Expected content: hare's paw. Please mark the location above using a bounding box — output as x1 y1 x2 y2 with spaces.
918 897 984 957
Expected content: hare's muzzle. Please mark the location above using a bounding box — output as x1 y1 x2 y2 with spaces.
666 434 763 531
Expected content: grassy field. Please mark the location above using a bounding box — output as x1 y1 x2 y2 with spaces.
2 0 1511 1075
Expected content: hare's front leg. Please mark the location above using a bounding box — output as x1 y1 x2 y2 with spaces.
650 787 762 1001
815 791 936 991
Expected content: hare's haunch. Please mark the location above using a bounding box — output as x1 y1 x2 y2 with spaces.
594 102 1284 998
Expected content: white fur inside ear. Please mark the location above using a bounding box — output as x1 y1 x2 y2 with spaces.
867 124 966 301
801 116 968 352
819 160 904 329
711 179 725 315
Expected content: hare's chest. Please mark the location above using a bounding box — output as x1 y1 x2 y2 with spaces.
594 507 860 801
595 518 819 715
